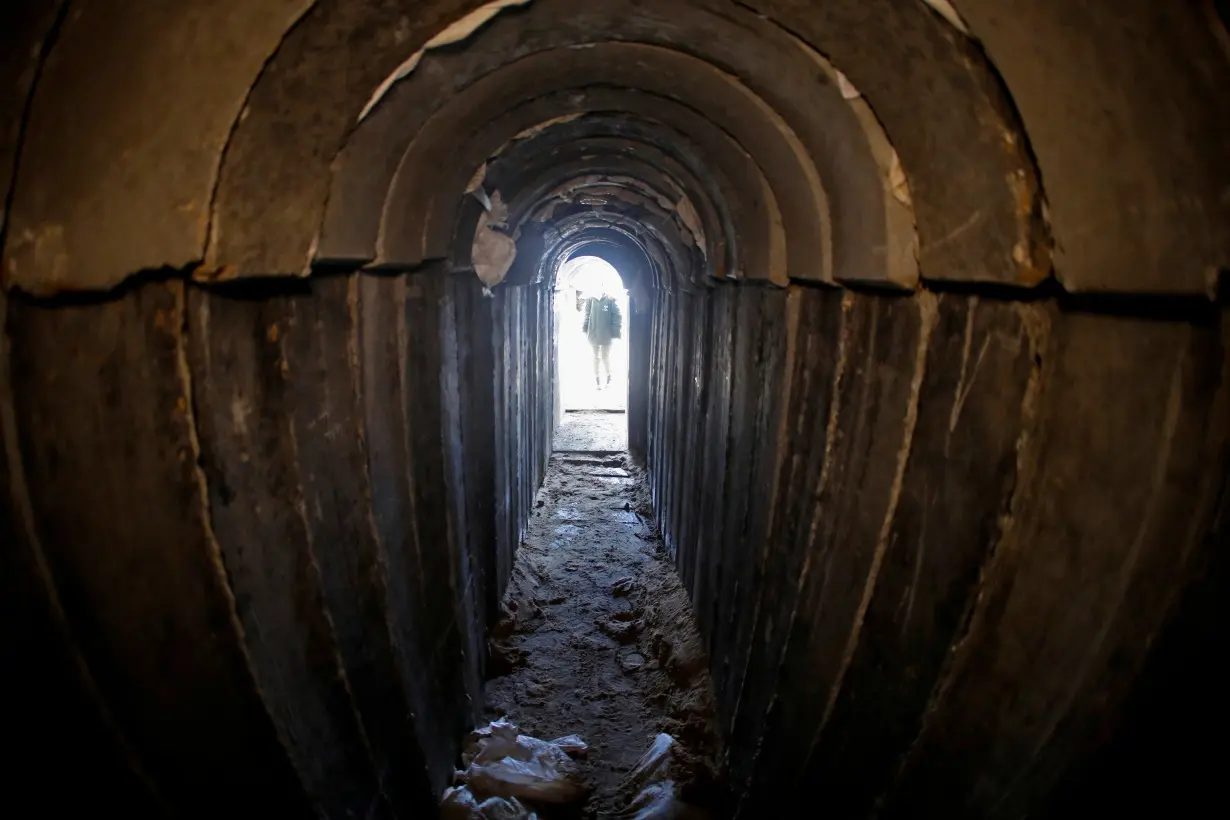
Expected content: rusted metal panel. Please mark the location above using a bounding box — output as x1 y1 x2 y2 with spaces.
7 282 308 815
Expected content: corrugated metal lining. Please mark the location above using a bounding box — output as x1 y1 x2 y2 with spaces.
641 281 1228 816
2 266 554 815
2 261 1226 818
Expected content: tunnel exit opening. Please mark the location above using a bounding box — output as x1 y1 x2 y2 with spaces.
553 255 630 453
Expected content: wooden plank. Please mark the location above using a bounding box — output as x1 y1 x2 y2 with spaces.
8 283 308 816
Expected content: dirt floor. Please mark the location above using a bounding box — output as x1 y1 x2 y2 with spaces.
483 448 725 817
553 411 628 453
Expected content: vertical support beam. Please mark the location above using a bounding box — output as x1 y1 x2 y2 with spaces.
627 289 654 460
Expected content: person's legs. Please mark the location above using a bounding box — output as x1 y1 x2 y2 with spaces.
599 343 612 386
591 341 602 387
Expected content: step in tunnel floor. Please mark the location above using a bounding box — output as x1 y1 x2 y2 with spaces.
483 452 726 816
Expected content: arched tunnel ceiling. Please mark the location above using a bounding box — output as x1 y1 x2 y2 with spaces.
1 0 1227 295
354 36 840 286
2 0 316 290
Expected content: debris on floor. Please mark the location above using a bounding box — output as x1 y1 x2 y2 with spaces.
611 733 710 819
441 788 537 820
481 450 725 818
442 718 591 818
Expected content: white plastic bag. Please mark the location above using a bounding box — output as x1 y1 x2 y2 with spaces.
466 718 522 766
452 719 590 807
465 734 587 804
441 786 540 819
619 781 692 819
614 734 709 820
548 734 589 758
626 733 675 787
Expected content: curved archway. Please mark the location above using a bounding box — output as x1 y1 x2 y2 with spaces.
1 1 1227 818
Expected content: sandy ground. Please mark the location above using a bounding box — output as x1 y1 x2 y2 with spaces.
553 412 629 453
483 451 725 817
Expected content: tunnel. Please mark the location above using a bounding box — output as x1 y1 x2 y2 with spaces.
1 0 1228 816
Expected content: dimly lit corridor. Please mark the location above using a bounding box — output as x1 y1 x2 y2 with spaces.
2 1 1228 818
485 450 723 815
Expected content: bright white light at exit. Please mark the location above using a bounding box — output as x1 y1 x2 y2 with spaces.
563 256 624 296
557 256 629 413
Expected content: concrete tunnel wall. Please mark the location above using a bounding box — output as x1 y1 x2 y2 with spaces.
1 1 1229 818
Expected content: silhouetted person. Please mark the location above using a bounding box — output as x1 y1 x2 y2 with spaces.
582 292 622 389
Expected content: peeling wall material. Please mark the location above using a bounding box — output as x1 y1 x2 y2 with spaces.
473 224 517 287
6 0 1222 294
359 0 535 121
921 0 970 34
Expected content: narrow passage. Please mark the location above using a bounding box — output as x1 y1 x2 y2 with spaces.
484 431 725 816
